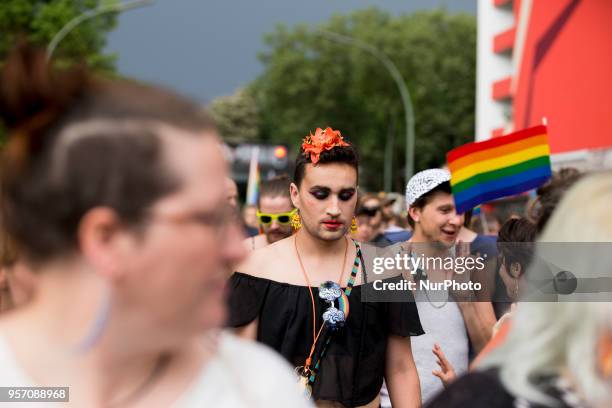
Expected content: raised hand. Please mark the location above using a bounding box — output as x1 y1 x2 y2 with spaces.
432 343 457 388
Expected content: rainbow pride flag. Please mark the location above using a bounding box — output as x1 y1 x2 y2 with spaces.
447 125 552 214
246 146 260 205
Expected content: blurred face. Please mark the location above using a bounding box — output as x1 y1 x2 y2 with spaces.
291 163 357 242
410 191 463 247
362 198 382 229
355 215 375 242
225 178 238 208
258 195 293 244
115 130 246 342
382 201 394 218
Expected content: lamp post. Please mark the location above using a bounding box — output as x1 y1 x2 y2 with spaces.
47 0 154 61
316 30 416 186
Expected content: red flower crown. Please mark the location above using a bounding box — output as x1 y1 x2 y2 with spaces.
301 127 350 164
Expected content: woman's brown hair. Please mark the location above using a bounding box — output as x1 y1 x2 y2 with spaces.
0 44 216 264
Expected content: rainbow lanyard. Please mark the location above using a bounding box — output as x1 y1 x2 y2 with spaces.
308 240 361 385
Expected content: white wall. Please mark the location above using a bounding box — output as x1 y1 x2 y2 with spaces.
476 0 515 141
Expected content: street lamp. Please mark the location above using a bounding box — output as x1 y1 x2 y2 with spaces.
47 0 154 61
316 30 416 187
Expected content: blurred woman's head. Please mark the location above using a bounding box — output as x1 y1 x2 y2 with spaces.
484 172 612 407
0 45 246 346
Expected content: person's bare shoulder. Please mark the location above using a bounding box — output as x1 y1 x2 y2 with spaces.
242 235 268 253
235 235 294 280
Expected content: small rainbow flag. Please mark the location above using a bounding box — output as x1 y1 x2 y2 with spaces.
246 146 260 205
447 125 552 214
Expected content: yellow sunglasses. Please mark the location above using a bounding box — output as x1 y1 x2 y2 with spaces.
256 209 296 225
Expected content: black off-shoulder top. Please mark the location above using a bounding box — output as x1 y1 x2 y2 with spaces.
227 271 424 407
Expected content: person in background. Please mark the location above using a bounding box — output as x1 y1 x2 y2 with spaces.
431 218 538 385
225 177 239 208
380 193 413 244
381 169 496 407
457 210 501 319
469 213 501 236
226 178 259 237
353 209 376 243
427 171 612 408
386 213 409 231
0 44 310 407
242 204 259 231
244 175 294 251
230 127 423 407
354 194 392 247
528 167 582 234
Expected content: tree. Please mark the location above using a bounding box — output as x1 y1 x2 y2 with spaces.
252 8 476 191
0 0 119 142
0 0 119 71
209 88 261 143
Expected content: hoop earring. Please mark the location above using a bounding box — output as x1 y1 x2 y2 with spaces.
350 217 358 233
291 211 302 230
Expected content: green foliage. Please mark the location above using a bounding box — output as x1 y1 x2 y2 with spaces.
209 88 261 143
0 0 118 72
252 8 476 191
0 0 119 141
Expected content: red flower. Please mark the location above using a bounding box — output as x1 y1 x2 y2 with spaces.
302 127 349 164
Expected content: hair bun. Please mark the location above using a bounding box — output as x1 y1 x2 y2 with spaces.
0 41 89 131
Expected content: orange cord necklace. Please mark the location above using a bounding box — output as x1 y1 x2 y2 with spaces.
294 234 349 372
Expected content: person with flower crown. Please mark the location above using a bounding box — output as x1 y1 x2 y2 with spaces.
228 127 424 407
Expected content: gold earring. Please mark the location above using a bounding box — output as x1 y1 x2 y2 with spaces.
291 212 302 230
350 217 358 233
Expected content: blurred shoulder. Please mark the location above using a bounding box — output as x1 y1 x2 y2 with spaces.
216 331 313 407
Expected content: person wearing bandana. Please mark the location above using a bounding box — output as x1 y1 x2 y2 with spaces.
229 127 424 408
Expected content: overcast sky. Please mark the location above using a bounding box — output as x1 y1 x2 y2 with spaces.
106 0 476 104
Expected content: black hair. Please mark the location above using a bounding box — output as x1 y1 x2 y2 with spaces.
497 218 537 277
292 136 359 187
529 168 583 233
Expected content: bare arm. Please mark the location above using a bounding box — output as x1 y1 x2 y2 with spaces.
385 334 421 408
454 252 497 353
456 301 496 353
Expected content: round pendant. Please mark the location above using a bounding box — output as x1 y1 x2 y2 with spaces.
319 281 342 302
323 306 345 327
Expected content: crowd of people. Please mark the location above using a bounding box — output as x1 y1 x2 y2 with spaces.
0 44 611 408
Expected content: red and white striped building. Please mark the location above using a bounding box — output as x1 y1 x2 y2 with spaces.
476 0 612 170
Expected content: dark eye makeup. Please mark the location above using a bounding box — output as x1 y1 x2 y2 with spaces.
339 189 356 201
310 187 330 200
309 187 356 201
